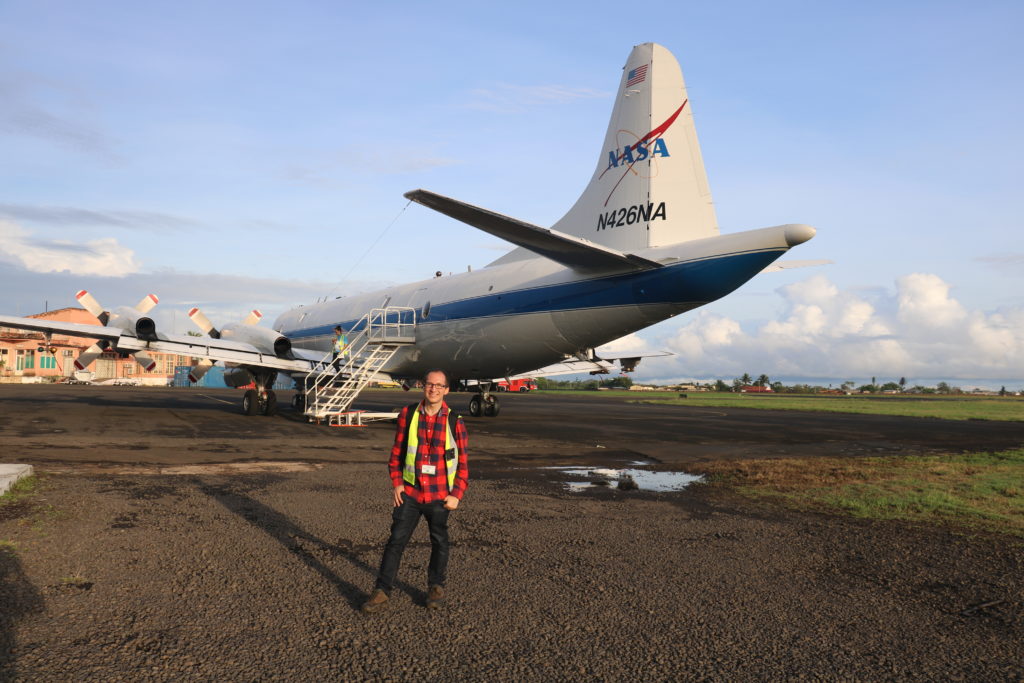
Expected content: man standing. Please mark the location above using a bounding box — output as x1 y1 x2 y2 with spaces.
361 369 468 613
331 326 348 366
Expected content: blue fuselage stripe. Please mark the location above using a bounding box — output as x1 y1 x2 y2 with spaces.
283 249 782 340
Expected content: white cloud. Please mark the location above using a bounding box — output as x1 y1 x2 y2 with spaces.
284 143 461 187
896 272 966 329
0 203 198 231
597 333 648 354
0 220 139 276
468 83 608 112
636 273 1024 383
975 253 1024 269
0 72 115 158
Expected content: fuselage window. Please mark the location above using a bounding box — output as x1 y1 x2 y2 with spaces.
422 301 431 319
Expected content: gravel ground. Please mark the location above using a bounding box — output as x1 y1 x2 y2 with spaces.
1 386 1022 680
2 462 1021 681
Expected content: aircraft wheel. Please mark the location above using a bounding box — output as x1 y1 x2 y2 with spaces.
469 395 483 417
242 389 259 416
484 396 500 417
264 391 278 416
291 393 305 410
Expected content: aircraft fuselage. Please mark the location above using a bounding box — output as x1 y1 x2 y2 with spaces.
273 223 812 381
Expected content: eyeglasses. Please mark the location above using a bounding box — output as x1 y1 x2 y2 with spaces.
424 383 448 390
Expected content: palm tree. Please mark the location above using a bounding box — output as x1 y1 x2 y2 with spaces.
757 374 770 387
740 372 752 386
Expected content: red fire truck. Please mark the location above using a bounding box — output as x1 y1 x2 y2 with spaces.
495 378 538 392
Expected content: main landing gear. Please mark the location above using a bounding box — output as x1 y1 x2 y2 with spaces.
468 384 500 418
241 370 278 416
242 388 278 416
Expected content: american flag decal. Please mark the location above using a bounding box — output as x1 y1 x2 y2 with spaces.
626 64 648 87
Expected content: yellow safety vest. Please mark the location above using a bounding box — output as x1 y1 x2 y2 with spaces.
333 334 348 356
403 405 459 492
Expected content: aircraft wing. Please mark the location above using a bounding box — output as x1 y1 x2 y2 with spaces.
404 189 663 273
509 350 674 378
0 314 315 373
0 314 124 343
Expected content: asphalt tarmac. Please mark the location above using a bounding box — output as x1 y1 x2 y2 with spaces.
1 385 1022 680
3 385 1022 468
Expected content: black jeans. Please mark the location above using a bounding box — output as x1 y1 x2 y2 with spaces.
375 493 450 592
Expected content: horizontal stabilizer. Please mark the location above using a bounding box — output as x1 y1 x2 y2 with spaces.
510 350 673 379
404 189 663 273
760 259 833 273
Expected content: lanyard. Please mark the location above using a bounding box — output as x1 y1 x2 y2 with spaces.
421 406 445 463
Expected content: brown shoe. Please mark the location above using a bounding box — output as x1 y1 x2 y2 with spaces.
426 585 445 610
361 589 389 614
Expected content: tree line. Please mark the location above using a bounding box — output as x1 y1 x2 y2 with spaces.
534 374 1017 395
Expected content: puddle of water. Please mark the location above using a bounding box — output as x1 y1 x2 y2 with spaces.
549 467 703 492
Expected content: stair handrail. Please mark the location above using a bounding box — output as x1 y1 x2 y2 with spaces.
303 306 417 418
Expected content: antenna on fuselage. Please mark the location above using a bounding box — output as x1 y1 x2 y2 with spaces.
321 199 412 302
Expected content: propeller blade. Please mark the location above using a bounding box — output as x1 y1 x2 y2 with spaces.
134 294 159 315
133 351 157 373
74 344 104 371
188 359 214 383
188 307 220 338
75 290 105 319
242 310 263 326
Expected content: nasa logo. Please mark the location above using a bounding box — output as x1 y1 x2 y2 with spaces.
607 138 670 169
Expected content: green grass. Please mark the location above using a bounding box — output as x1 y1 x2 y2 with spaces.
699 449 1024 537
0 474 38 504
1 475 64 535
530 389 1024 421
632 392 1024 421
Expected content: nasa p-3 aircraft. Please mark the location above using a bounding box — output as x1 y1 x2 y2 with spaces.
0 43 817 417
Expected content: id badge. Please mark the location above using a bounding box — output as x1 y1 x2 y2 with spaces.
421 464 437 475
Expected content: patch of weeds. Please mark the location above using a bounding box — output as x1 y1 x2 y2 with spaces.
1 476 43 522
0 474 38 504
2 474 66 533
58 575 94 591
698 449 1024 537
21 503 67 535
0 539 17 555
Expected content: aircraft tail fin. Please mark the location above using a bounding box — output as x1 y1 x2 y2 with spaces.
556 42 718 251
489 42 718 268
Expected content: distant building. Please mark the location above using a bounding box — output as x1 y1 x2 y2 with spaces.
0 307 194 384
739 385 773 393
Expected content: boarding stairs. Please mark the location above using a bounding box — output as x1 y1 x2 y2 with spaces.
304 307 416 424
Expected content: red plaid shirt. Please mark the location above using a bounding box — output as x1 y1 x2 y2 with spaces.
389 400 469 503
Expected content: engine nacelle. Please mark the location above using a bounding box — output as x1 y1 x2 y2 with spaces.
220 323 292 358
222 367 254 388
107 306 157 341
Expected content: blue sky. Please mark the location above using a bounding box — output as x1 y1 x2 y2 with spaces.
1 1 1021 387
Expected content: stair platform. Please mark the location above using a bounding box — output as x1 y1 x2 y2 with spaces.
324 410 400 427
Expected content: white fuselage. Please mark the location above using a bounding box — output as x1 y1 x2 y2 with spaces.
272 224 809 381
